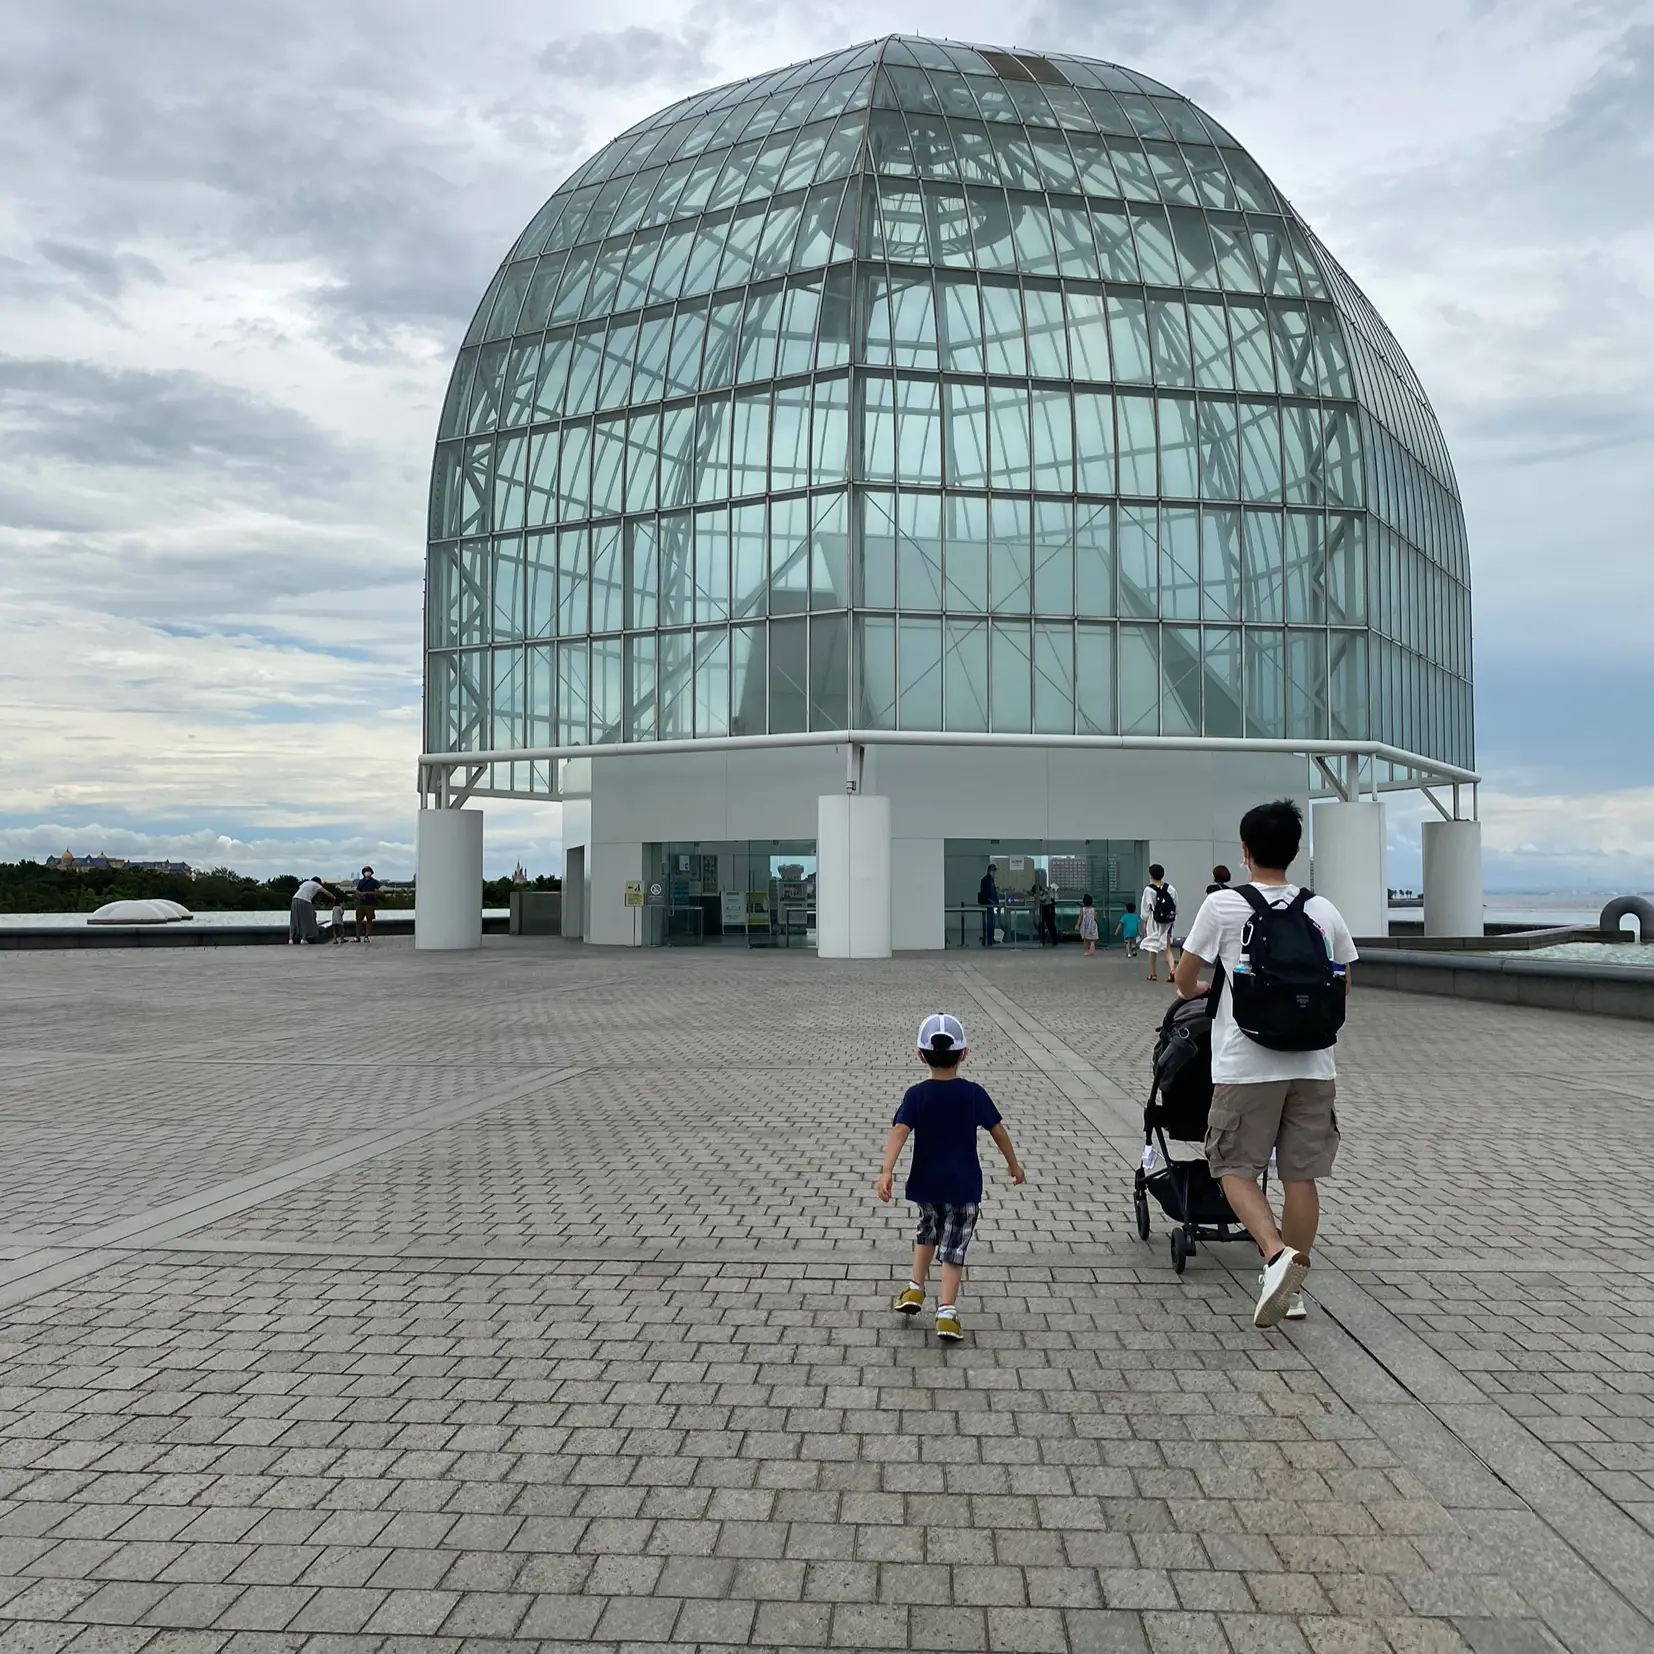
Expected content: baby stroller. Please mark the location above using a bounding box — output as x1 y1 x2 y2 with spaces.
1132 994 1263 1274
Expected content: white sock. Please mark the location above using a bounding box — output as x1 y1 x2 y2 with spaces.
907 1280 924 1293
939 1303 956 1313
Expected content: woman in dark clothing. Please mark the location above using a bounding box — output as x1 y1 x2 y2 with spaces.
1206 864 1232 895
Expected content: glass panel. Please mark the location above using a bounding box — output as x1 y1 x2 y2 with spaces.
1076 621 1116 733
1025 287 1068 377
771 384 810 491
702 296 743 388
625 633 656 740
1187 299 1233 389
1329 629 1368 740
1283 511 1325 622
1287 628 1327 737
1229 299 1274 391
1245 627 1284 735
1073 390 1115 493
1148 296 1193 385
736 285 784 382
731 389 770 497
1324 406 1363 508
1033 498 1074 614
812 374 850 482
945 495 988 612
1243 509 1283 622
862 373 896 482
619 410 656 515
590 417 625 517
809 613 848 728
1119 623 1158 734
888 272 939 368
991 620 1032 731
659 628 692 737
944 618 989 730
731 622 766 735
494 433 527 532
556 421 591 522
860 615 898 728
524 534 556 639
945 381 989 488
1107 291 1151 382
1118 503 1156 617
502 342 540 428
1162 624 1200 735
939 275 985 370
1130 205 1180 283
1200 506 1243 622
858 489 897 608
778 279 821 375
1091 209 1140 280
989 496 1031 613
590 635 621 742
693 394 731 502
1238 399 1281 501
1075 503 1114 616
897 375 944 485
1159 505 1200 620
981 281 1027 373
625 519 658 630
1031 621 1074 733
1030 388 1073 490
770 494 810 614
490 537 523 641
811 491 849 608
899 616 944 729
693 506 729 622
731 502 766 619
1203 626 1243 736
557 638 588 744
988 384 1030 488
1117 392 1157 494
660 512 694 626
1158 394 1198 497
766 621 808 730
1066 290 1109 379
693 627 729 737
1326 512 1366 624
898 492 944 610
1197 397 1239 500
589 523 623 632
666 305 707 396
1050 201 1101 279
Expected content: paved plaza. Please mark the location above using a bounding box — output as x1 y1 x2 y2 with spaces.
3 942 1654 1654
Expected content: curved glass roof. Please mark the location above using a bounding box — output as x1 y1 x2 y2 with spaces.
429 36 1473 778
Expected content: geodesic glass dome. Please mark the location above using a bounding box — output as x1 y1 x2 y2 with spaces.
427 35 1472 787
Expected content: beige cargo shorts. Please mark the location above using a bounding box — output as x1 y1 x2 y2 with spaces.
1206 1078 1339 1182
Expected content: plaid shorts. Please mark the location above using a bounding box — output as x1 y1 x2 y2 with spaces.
914 1202 980 1265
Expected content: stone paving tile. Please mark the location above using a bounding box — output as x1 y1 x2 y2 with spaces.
2 941 1653 1653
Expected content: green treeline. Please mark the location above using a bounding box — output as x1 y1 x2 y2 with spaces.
0 861 560 913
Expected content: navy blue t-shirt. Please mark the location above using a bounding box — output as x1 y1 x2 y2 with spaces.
893 1078 1002 1205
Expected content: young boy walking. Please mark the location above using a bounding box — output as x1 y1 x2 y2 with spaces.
1115 901 1140 958
875 1013 1024 1340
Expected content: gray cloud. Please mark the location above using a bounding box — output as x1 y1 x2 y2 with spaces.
539 26 714 88
0 356 350 480
37 239 165 302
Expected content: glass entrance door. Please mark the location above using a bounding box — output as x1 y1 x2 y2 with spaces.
644 841 817 949
942 840 1148 948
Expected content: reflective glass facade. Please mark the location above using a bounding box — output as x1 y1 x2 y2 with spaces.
427 35 1473 783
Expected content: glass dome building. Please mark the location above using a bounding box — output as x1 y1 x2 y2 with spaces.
420 35 1477 953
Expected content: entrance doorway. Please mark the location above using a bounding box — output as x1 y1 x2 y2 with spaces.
943 839 1148 948
643 841 817 948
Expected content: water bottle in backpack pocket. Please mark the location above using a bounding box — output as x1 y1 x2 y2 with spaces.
1228 885 1346 1052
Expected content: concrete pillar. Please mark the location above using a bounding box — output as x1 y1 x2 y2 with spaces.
1310 800 1387 940
561 847 585 939
816 794 892 959
415 808 483 950
1423 819 1484 938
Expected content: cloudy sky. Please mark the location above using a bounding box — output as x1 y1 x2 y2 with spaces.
1 0 1650 890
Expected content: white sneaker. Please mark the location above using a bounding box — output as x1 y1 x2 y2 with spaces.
1254 1249 1310 1328
1285 1292 1307 1321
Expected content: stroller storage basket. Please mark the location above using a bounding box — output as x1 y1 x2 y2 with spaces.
1144 1159 1232 1227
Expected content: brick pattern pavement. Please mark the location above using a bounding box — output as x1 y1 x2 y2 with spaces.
1 938 1651 1653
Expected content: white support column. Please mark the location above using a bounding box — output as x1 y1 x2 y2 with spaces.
1310 800 1387 940
1422 818 1484 938
415 808 484 950
816 794 892 959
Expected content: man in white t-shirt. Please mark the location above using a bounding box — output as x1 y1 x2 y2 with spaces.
289 875 340 945
1174 800 1357 1329
1140 865 1177 982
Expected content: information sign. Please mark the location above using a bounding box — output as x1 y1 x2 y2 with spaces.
624 880 644 909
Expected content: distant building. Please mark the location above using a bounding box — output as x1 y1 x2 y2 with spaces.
54 850 191 875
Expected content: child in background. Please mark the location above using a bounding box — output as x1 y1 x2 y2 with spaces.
876 1013 1024 1341
1077 894 1100 956
1115 900 1140 958
331 896 345 942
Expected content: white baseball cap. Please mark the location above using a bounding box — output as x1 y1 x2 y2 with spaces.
916 1012 967 1053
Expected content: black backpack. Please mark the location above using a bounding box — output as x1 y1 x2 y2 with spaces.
1229 885 1346 1052
1151 883 1177 926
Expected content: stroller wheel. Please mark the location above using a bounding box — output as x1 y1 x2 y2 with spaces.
1169 1228 1189 1275
1133 1188 1151 1242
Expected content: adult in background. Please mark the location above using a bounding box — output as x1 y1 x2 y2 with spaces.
1207 864 1232 895
1141 864 1177 982
1173 800 1357 1329
977 861 999 948
289 875 340 945
355 866 383 943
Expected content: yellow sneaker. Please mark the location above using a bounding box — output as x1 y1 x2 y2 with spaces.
935 1307 963 1341
893 1286 925 1315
